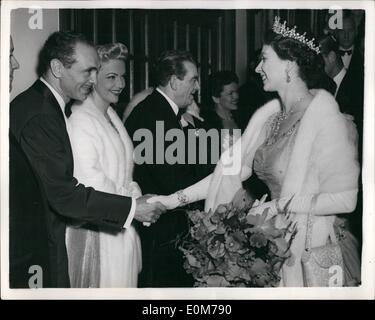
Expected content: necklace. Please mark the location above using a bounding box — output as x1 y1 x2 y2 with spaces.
265 95 308 146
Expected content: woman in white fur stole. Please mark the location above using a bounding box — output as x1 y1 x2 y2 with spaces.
66 43 142 288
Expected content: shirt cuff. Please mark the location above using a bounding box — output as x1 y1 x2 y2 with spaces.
123 198 136 228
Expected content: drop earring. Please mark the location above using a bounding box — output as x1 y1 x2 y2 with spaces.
286 70 291 83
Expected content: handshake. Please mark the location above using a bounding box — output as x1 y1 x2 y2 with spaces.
133 192 183 226
133 194 168 226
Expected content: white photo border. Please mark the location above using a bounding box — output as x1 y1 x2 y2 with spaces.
1 0 374 300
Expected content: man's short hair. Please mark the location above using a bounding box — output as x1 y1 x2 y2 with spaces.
37 31 93 77
154 50 196 87
342 9 357 26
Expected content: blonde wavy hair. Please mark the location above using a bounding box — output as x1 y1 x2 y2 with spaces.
96 42 128 62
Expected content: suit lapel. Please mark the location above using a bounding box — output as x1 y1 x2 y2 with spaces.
33 80 74 164
152 90 182 130
33 80 67 124
336 73 349 102
347 47 364 75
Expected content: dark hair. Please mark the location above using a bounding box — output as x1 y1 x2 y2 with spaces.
210 71 239 98
154 50 196 87
342 9 358 26
264 30 325 89
318 34 339 56
37 31 92 77
96 42 128 63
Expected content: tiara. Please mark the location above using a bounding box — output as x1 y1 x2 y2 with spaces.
272 16 320 54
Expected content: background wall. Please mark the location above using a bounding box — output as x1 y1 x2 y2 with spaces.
10 9 59 100
59 8 236 114
9 8 329 103
235 10 247 85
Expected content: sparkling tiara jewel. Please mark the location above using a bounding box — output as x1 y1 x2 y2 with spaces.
272 16 321 54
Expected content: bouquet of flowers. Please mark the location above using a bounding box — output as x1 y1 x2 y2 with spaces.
179 189 296 287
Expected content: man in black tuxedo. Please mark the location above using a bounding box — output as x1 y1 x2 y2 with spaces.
319 34 364 138
334 11 364 76
334 12 364 132
10 31 165 287
9 36 51 288
126 50 201 287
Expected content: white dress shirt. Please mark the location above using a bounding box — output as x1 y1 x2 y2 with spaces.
156 87 189 127
40 77 136 228
332 67 347 97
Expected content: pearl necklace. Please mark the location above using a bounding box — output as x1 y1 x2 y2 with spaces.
265 95 308 146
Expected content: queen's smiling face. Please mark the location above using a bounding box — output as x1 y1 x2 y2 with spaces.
96 59 126 105
255 45 288 92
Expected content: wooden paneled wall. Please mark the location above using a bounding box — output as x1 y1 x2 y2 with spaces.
60 9 236 116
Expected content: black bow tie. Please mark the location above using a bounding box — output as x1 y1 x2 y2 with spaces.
338 49 352 56
177 108 186 121
64 100 74 118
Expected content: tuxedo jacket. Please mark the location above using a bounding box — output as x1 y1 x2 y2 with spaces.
126 90 199 236
345 45 364 77
10 80 132 287
337 47 364 237
126 90 199 287
336 65 364 136
339 45 364 123
9 132 51 288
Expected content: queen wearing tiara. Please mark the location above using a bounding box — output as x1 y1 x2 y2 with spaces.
148 16 361 287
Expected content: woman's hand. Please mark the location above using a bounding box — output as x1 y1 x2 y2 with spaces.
248 201 276 216
251 194 268 209
246 196 295 229
146 193 179 210
247 195 277 217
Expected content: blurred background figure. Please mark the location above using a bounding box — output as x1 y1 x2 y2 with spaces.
322 11 364 158
9 37 20 91
197 71 240 176
319 34 364 126
201 70 240 131
201 70 270 198
333 10 364 73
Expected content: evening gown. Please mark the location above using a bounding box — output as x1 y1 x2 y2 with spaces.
65 97 142 288
253 112 361 286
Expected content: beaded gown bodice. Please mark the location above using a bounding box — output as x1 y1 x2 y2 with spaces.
253 114 303 199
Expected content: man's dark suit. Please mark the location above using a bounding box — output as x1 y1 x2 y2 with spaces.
337 47 364 134
9 132 51 288
126 90 197 287
344 45 364 76
10 80 133 287
336 47 364 246
336 70 364 130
